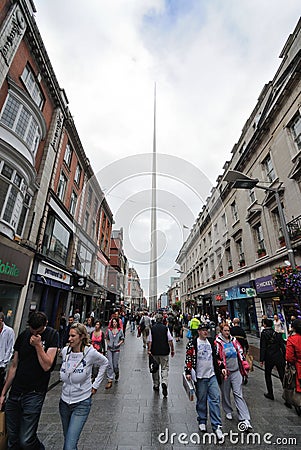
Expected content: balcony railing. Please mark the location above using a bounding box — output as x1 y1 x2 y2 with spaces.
288 215 301 241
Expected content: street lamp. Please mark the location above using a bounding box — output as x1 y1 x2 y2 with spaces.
224 170 296 269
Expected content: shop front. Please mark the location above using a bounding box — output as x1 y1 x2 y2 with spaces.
0 238 33 330
212 291 228 322
255 274 299 336
225 284 258 334
24 259 72 330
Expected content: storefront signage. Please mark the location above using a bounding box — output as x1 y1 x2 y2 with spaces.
37 261 71 285
0 243 31 285
225 285 255 300
0 4 26 72
255 275 274 294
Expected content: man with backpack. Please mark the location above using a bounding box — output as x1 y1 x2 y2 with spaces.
260 317 286 401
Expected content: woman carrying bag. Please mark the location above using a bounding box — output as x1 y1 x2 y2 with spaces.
215 323 252 430
285 318 301 414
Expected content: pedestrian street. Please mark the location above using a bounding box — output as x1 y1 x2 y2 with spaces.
39 330 301 449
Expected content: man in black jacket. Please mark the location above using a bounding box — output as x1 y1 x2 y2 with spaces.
230 318 249 353
185 323 223 440
260 317 286 400
148 314 174 397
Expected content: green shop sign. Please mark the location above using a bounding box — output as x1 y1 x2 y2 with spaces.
0 242 31 285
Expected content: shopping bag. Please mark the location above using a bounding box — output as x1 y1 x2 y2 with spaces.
0 411 7 450
182 372 195 401
245 352 254 372
186 329 192 339
149 354 159 374
282 363 301 408
137 326 141 338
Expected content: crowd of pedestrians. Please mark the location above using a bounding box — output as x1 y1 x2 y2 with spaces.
0 307 301 448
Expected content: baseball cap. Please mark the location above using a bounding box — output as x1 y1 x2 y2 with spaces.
198 323 209 330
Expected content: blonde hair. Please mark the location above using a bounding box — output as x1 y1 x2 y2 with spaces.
70 323 90 351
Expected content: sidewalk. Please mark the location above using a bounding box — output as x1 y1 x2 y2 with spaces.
39 328 301 449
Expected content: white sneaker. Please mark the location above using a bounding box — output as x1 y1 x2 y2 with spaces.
198 423 206 432
226 412 232 420
215 425 224 440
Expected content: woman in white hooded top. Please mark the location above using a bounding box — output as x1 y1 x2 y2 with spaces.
60 322 108 450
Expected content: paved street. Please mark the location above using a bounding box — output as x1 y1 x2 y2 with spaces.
38 329 301 449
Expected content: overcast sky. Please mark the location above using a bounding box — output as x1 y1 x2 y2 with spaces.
34 1 300 300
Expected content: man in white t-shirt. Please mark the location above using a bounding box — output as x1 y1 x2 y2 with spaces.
185 323 223 441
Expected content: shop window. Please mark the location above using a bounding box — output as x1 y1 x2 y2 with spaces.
262 154 276 183
289 113 301 152
42 215 71 265
78 243 92 275
0 93 41 153
21 65 44 109
63 143 72 168
69 190 77 215
57 172 67 201
0 162 30 235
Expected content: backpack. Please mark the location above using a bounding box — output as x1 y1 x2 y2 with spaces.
140 319 146 332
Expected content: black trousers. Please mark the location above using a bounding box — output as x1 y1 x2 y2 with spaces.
264 359 285 396
0 367 6 395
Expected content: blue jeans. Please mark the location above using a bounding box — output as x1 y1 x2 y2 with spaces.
6 391 46 449
59 397 92 450
195 375 222 431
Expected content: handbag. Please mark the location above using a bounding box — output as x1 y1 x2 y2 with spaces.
245 352 254 372
0 411 7 450
149 354 159 374
182 372 195 401
137 326 141 338
282 363 301 407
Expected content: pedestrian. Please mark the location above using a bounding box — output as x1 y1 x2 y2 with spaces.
215 322 252 430
174 314 183 342
139 312 152 348
273 314 284 334
0 311 59 449
0 312 14 394
90 320 106 354
84 316 94 334
285 318 301 408
62 316 75 348
189 315 201 339
129 312 136 333
59 322 108 450
147 313 175 397
105 317 124 389
230 318 249 354
185 323 224 440
260 317 286 401
59 312 67 348
73 309 81 323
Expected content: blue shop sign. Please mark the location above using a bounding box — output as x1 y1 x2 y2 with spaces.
255 275 274 294
225 285 256 300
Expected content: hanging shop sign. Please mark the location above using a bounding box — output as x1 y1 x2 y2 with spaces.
255 275 274 294
225 284 256 300
0 242 31 285
37 261 71 285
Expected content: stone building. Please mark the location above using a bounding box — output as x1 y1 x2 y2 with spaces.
176 18 301 336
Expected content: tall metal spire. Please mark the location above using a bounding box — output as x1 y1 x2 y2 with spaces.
149 83 157 312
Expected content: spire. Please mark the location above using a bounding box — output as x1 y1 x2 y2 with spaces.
149 83 157 311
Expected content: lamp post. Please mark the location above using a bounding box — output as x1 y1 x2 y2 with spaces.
224 170 296 269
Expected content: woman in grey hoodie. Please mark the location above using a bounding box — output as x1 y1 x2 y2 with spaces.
105 318 124 389
60 323 108 450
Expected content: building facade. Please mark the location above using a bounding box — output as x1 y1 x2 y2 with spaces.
176 18 301 336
